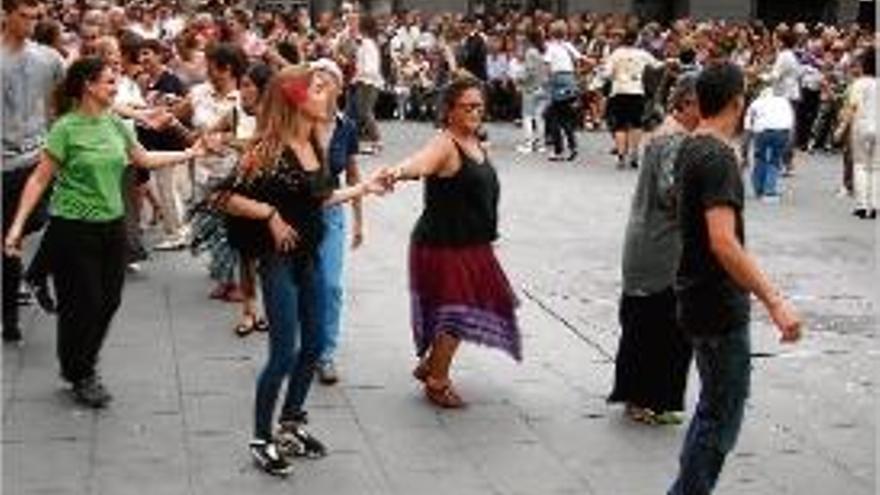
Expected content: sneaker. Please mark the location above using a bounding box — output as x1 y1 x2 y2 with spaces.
652 411 684 425
276 421 327 459
16 289 33 306
154 236 187 251
317 361 339 385
72 376 112 408
853 208 868 219
27 278 56 313
3 325 23 346
516 143 534 154
249 439 293 476
126 262 143 274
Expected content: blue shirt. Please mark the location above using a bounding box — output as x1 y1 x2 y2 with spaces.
328 114 359 181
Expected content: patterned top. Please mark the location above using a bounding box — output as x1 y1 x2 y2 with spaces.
219 147 332 259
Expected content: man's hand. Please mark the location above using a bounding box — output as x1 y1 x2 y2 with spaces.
768 298 802 343
351 220 364 249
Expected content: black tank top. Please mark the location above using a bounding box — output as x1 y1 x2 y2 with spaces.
411 138 500 246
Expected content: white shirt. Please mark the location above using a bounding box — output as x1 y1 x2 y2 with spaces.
235 103 257 141
605 46 658 96
487 53 509 81
744 90 795 132
189 83 240 182
115 76 146 108
130 22 161 40
772 49 802 101
354 38 384 88
543 40 580 74
161 16 185 40
849 76 877 136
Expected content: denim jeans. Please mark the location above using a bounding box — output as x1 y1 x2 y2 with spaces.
752 129 789 198
254 253 319 440
315 205 345 363
668 324 751 495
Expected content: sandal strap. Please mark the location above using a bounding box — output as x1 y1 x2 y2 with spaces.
425 380 464 408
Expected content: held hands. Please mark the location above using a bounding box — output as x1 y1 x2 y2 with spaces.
187 135 219 160
140 108 175 130
200 132 227 155
359 167 397 197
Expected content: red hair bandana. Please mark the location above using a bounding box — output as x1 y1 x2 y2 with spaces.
281 76 310 107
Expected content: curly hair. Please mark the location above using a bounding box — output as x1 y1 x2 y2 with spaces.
437 70 485 127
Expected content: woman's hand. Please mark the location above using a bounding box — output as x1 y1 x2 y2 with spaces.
267 210 299 253
186 136 212 160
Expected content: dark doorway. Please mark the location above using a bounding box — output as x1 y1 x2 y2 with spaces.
858 0 876 30
756 0 838 24
472 0 564 15
631 0 687 24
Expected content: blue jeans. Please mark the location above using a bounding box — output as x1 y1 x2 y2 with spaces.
752 129 788 197
315 205 345 363
254 254 319 440
668 324 751 495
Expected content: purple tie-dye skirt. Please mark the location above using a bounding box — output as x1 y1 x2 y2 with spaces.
409 243 521 361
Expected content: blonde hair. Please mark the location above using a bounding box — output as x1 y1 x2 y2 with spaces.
244 64 323 174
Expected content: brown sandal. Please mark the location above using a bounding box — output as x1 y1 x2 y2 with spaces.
412 361 430 383
424 379 465 409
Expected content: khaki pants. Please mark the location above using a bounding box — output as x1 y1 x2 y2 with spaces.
852 129 877 210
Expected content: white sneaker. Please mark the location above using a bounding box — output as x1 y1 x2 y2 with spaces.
516 144 534 154
126 262 143 273
177 224 191 241
154 236 186 251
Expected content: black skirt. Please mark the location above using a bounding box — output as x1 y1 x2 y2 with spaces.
608 287 693 412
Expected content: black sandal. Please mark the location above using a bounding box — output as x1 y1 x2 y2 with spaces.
253 317 269 332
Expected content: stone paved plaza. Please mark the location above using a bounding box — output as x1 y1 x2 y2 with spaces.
2 122 876 495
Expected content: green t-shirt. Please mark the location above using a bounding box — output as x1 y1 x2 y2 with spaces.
46 111 136 221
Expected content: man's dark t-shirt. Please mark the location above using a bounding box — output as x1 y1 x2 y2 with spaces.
138 70 187 151
460 32 488 82
675 134 750 335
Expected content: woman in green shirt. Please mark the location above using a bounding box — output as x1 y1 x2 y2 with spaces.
4 57 206 408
